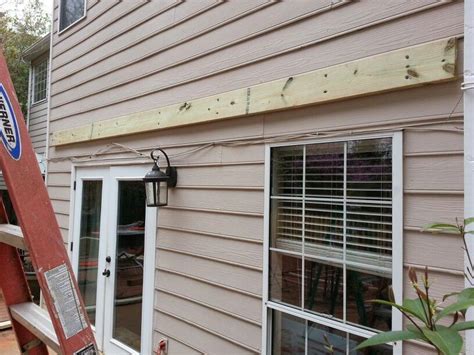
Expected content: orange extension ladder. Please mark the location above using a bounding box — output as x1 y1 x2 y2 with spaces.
0 51 97 354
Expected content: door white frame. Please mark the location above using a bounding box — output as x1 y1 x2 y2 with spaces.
69 164 157 355
71 167 109 351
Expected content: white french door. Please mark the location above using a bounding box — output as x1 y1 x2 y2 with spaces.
71 166 156 354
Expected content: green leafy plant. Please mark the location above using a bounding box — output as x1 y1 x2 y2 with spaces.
356 218 474 355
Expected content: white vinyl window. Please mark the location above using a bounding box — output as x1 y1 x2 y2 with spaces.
32 58 48 103
59 0 86 32
263 133 403 355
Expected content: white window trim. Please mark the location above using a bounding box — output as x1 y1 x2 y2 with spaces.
31 58 48 105
58 0 87 34
262 132 403 355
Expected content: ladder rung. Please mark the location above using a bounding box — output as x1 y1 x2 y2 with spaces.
0 224 25 249
0 320 11 330
9 302 60 354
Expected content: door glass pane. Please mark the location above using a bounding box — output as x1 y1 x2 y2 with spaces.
77 180 102 325
113 181 146 351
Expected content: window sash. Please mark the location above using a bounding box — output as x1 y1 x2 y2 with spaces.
262 133 403 355
59 0 86 32
32 59 48 103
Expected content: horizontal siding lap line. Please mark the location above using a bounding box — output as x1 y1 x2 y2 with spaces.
47 197 69 202
51 0 223 80
404 263 463 276
258 114 464 143
29 133 47 140
53 211 69 217
404 189 463 195
404 150 464 157
50 0 334 102
153 329 205 355
53 1 151 59
28 121 48 129
46 169 71 174
49 0 450 119
47 184 71 188
157 246 263 272
403 226 463 235
54 0 118 45
173 160 264 167
158 225 263 244
156 267 261 299
47 171 71 175
29 112 48 119
28 130 47 138
29 105 48 114
29 113 47 121
53 0 271 75
175 185 263 191
29 111 48 118
47 156 265 168
163 205 263 217
156 287 261 327
155 308 260 354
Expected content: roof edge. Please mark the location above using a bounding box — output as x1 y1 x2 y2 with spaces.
22 33 50 61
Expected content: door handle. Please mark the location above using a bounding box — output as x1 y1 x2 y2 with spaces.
102 256 111 277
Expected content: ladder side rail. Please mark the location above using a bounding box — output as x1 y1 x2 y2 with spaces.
0 196 49 355
0 51 97 354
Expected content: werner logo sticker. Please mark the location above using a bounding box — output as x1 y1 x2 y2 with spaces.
0 84 22 160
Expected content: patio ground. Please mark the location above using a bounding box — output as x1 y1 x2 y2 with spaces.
0 329 19 355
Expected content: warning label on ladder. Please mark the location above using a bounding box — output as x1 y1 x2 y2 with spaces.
45 264 87 339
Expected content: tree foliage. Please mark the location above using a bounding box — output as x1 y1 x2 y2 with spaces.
0 0 50 115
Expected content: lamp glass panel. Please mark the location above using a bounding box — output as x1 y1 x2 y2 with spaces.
145 181 157 206
159 181 168 206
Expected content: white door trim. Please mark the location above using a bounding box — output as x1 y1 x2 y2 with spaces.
70 165 156 355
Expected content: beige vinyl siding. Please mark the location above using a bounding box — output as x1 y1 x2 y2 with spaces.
48 0 463 131
48 0 464 353
47 84 463 354
28 101 48 156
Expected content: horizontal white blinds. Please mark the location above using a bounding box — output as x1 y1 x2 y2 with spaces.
270 138 393 277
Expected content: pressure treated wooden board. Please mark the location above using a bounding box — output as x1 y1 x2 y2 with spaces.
51 37 457 146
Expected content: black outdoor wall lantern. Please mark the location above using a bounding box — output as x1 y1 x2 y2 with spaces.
143 149 177 207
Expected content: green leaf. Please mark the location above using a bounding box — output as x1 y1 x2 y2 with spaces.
354 330 420 350
373 298 429 324
436 298 474 321
436 288 474 321
465 217 474 226
458 288 474 303
421 326 463 355
403 298 430 324
451 321 474 331
423 223 460 234
406 325 429 341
